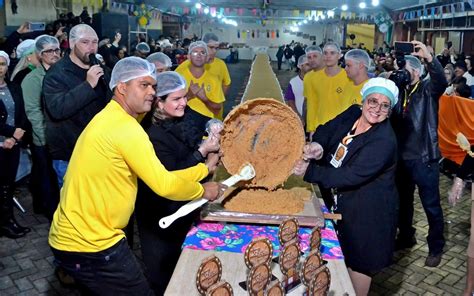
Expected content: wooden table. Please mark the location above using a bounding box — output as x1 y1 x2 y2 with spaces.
166 248 355 295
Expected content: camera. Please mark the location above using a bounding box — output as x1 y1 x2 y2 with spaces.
389 50 411 89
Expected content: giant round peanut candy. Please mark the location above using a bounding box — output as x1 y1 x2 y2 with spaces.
221 98 305 189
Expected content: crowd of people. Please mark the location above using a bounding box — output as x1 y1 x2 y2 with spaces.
0 9 473 296
284 39 472 294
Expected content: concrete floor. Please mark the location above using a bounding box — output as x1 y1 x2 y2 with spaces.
0 59 471 295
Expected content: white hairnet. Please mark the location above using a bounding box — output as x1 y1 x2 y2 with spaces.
189 41 208 55
136 42 150 53
345 49 370 69
69 24 97 43
297 54 308 68
109 56 156 90
404 55 424 76
146 52 172 68
159 39 173 48
35 35 60 53
202 32 219 44
305 45 322 55
0 51 10 66
360 77 399 107
323 42 341 53
16 39 36 59
155 71 186 97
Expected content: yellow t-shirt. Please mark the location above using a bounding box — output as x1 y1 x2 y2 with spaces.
49 100 208 253
176 57 231 87
339 79 368 110
176 66 225 119
305 68 350 132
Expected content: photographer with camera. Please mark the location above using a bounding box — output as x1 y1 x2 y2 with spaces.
390 40 448 267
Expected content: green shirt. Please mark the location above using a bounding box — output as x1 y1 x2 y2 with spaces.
21 65 46 146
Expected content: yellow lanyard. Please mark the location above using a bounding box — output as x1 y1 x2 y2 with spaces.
403 81 420 110
341 118 371 146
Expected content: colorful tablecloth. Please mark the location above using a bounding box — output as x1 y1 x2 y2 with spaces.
182 207 343 260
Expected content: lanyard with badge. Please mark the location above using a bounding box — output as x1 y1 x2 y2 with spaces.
329 118 371 214
330 118 370 168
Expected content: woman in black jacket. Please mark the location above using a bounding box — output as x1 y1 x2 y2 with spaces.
294 78 400 295
136 71 220 295
0 51 31 238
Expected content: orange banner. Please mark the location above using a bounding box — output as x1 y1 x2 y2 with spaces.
438 94 474 165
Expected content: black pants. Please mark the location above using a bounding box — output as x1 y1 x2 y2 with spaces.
396 159 445 255
30 145 59 219
136 192 197 296
0 146 20 226
0 145 20 185
277 58 283 70
51 238 154 296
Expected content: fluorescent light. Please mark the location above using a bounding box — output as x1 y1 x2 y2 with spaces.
204 7 209 14
371 0 379 6
195 3 201 9
359 2 366 9
341 4 348 11
327 10 335 18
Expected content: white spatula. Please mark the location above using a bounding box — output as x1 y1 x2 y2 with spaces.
158 163 256 229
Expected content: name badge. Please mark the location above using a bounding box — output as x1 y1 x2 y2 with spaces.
330 142 348 168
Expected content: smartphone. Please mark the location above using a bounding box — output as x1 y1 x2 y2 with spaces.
29 22 45 31
395 41 414 55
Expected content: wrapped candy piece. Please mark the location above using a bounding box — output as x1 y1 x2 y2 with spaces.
206 119 224 138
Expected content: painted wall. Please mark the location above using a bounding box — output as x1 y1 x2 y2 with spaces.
5 0 57 26
345 24 375 51
184 22 344 47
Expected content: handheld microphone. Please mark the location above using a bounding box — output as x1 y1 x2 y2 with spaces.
88 53 106 82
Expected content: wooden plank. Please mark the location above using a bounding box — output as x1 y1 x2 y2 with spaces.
201 193 325 228
165 249 356 296
242 54 284 103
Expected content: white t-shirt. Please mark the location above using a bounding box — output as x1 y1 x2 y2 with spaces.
288 76 304 116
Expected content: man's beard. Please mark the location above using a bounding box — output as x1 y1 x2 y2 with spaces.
74 47 91 65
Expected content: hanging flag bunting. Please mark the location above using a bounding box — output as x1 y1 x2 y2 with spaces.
237 29 240 38
293 10 299 17
304 10 310 17
276 29 280 38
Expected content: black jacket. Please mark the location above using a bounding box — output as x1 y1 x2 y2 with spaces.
305 105 398 272
42 54 112 160
0 82 30 138
391 58 448 163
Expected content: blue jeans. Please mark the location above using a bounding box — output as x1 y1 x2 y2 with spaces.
52 160 69 189
51 238 153 295
396 159 445 255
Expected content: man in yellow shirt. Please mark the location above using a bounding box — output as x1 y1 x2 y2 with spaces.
48 57 224 295
176 41 225 119
341 49 370 108
305 42 350 134
303 45 324 134
176 33 231 95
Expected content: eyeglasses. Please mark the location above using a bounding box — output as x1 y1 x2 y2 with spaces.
366 97 391 113
41 48 61 56
190 51 207 56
